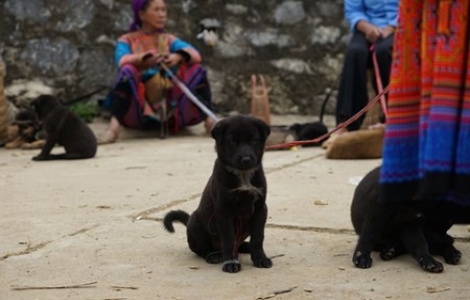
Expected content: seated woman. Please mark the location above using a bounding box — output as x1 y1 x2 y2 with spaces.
334 0 398 134
99 0 214 143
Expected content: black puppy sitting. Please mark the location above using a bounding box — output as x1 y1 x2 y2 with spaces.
351 166 465 273
164 115 272 273
30 95 97 161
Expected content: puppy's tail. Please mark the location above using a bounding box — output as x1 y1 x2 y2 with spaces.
163 210 190 233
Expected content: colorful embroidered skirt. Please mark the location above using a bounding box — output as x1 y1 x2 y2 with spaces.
380 0 470 205
111 63 211 133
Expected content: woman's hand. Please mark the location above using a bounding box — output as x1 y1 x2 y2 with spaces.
364 25 383 43
382 25 395 39
141 51 164 68
162 53 183 67
356 21 383 43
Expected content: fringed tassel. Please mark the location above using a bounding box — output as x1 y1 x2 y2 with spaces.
250 74 271 126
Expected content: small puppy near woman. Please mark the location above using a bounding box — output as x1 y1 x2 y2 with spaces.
351 166 467 273
164 115 273 273
30 94 97 161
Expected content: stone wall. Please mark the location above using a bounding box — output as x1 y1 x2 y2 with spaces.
0 0 350 116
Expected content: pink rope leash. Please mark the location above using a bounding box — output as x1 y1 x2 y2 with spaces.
266 44 390 150
370 44 388 118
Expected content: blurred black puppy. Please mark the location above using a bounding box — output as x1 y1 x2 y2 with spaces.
351 166 466 273
30 95 97 161
265 121 328 148
289 121 328 146
164 115 273 273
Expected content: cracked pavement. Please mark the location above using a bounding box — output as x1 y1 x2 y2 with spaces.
1 117 470 300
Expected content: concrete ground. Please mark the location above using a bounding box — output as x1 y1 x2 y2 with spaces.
1 115 470 300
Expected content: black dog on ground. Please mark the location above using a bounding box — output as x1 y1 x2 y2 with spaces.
265 122 328 148
30 95 97 161
164 115 272 273
351 166 467 273
288 121 328 146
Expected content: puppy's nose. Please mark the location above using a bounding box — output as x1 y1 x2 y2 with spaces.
240 156 253 166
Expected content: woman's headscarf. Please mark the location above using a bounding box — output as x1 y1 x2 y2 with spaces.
129 0 148 31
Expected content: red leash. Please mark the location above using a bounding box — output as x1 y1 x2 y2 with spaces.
265 84 390 150
370 44 388 118
266 44 390 151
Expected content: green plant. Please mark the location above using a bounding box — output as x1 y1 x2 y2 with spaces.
69 102 97 123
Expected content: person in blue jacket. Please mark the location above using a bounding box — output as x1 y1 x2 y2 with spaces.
332 0 398 136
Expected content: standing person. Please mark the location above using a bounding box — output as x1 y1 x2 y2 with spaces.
353 0 470 267
381 0 470 205
333 0 398 137
99 0 214 144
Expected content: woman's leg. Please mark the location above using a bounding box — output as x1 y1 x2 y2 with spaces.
335 32 370 131
98 82 132 144
171 65 215 134
98 116 120 144
373 33 394 90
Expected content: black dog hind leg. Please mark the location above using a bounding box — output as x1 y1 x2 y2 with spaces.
353 202 393 269
249 203 272 268
39 153 93 160
188 232 221 264
184 216 222 264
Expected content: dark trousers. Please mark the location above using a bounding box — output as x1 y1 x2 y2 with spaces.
336 31 394 131
110 81 132 123
109 74 213 127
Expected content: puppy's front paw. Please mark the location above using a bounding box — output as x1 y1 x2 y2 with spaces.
32 155 46 161
253 256 273 268
353 250 373 269
222 259 241 273
205 251 223 264
418 256 444 273
443 246 462 265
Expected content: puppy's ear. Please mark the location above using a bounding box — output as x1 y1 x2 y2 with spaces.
211 119 226 141
254 118 271 141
